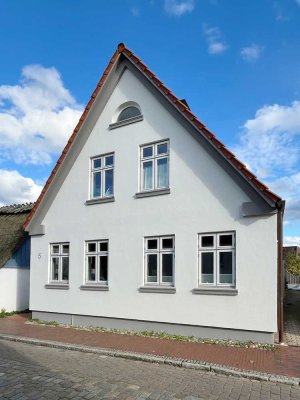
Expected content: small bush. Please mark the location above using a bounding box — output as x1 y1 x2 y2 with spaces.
286 253 300 276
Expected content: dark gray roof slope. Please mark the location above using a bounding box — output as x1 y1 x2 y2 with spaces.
0 203 35 268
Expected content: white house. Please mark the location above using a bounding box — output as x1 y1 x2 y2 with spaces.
25 43 284 344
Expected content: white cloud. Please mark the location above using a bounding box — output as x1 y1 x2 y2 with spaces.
235 102 300 227
164 0 194 16
203 25 227 55
240 44 263 62
0 169 42 206
296 0 300 6
267 173 300 225
234 101 300 179
0 65 83 166
284 236 300 246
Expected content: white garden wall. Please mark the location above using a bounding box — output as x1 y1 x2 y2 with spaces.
0 268 30 312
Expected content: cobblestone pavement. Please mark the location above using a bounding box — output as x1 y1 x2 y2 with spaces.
1 314 300 379
0 341 299 400
284 289 300 347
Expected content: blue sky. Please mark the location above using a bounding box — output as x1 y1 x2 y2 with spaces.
0 0 299 244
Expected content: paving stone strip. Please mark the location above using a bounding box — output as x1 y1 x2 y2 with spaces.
0 334 299 387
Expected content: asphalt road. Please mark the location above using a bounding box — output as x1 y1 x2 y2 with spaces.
0 340 299 400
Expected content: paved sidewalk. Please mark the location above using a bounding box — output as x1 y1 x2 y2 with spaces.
284 289 300 347
0 313 299 382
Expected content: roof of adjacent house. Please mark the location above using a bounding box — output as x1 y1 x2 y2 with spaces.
24 43 282 229
0 202 35 268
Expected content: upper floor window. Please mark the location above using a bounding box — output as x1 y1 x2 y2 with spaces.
109 101 143 129
140 140 169 192
117 106 141 122
91 153 114 199
198 232 235 287
50 243 69 283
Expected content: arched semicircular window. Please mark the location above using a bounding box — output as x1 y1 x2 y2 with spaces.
117 106 141 122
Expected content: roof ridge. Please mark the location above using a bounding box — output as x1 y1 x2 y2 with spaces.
24 43 281 229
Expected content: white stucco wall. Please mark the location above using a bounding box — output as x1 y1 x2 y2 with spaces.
0 268 30 312
29 66 278 334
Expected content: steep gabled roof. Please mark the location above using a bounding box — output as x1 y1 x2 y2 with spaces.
0 202 34 267
24 43 281 229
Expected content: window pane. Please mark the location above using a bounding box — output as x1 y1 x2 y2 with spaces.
105 155 114 166
157 158 168 188
99 242 108 252
52 258 59 280
99 256 108 281
93 158 101 169
87 256 96 281
147 239 158 250
52 245 59 254
162 238 173 249
147 254 157 283
93 171 101 198
143 161 153 190
62 244 69 254
201 252 214 283
62 257 69 281
88 243 96 253
157 143 168 155
104 169 113 196
162 254 173 283
219 252 233 284
117 106 141 122
142 146 153 158
219 234 233 247
201 236 214 248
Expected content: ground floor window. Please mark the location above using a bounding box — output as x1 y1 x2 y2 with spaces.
85 240 108 284
50 243 69 283
198 232 235 286
144 236 174 285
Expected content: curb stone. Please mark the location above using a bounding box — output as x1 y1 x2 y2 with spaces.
0 334 299 386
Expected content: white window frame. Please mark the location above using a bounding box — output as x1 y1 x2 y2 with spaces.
140 140 169 192
85 240 109 285
144 235 175 286
90 153 114 199
49 242 69 283
198 232 235 287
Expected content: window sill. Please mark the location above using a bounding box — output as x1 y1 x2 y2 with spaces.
45 283 69 290
192 287 238 296
109 115 143 130
135 188 170 199
85 196 115 205
80 284 109 291
139 286 176 294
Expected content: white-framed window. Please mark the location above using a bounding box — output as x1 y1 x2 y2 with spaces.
140 141 169 192
198 232 235 286
50 243 69 283
90 153 114 199
117 106 141 123
85 240 108 284
144 236 174 285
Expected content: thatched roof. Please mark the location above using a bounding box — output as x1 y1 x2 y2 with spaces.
0 203 35 268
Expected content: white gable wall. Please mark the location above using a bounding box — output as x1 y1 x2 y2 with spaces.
30 67 277 336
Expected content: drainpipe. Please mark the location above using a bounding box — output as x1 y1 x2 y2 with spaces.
277 200 285 344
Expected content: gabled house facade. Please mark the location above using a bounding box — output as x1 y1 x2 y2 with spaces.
25 44 284 344
0 203 34 311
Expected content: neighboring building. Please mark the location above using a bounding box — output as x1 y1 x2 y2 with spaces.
0 203 34 311
25 44 284 344
283 246 300 260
